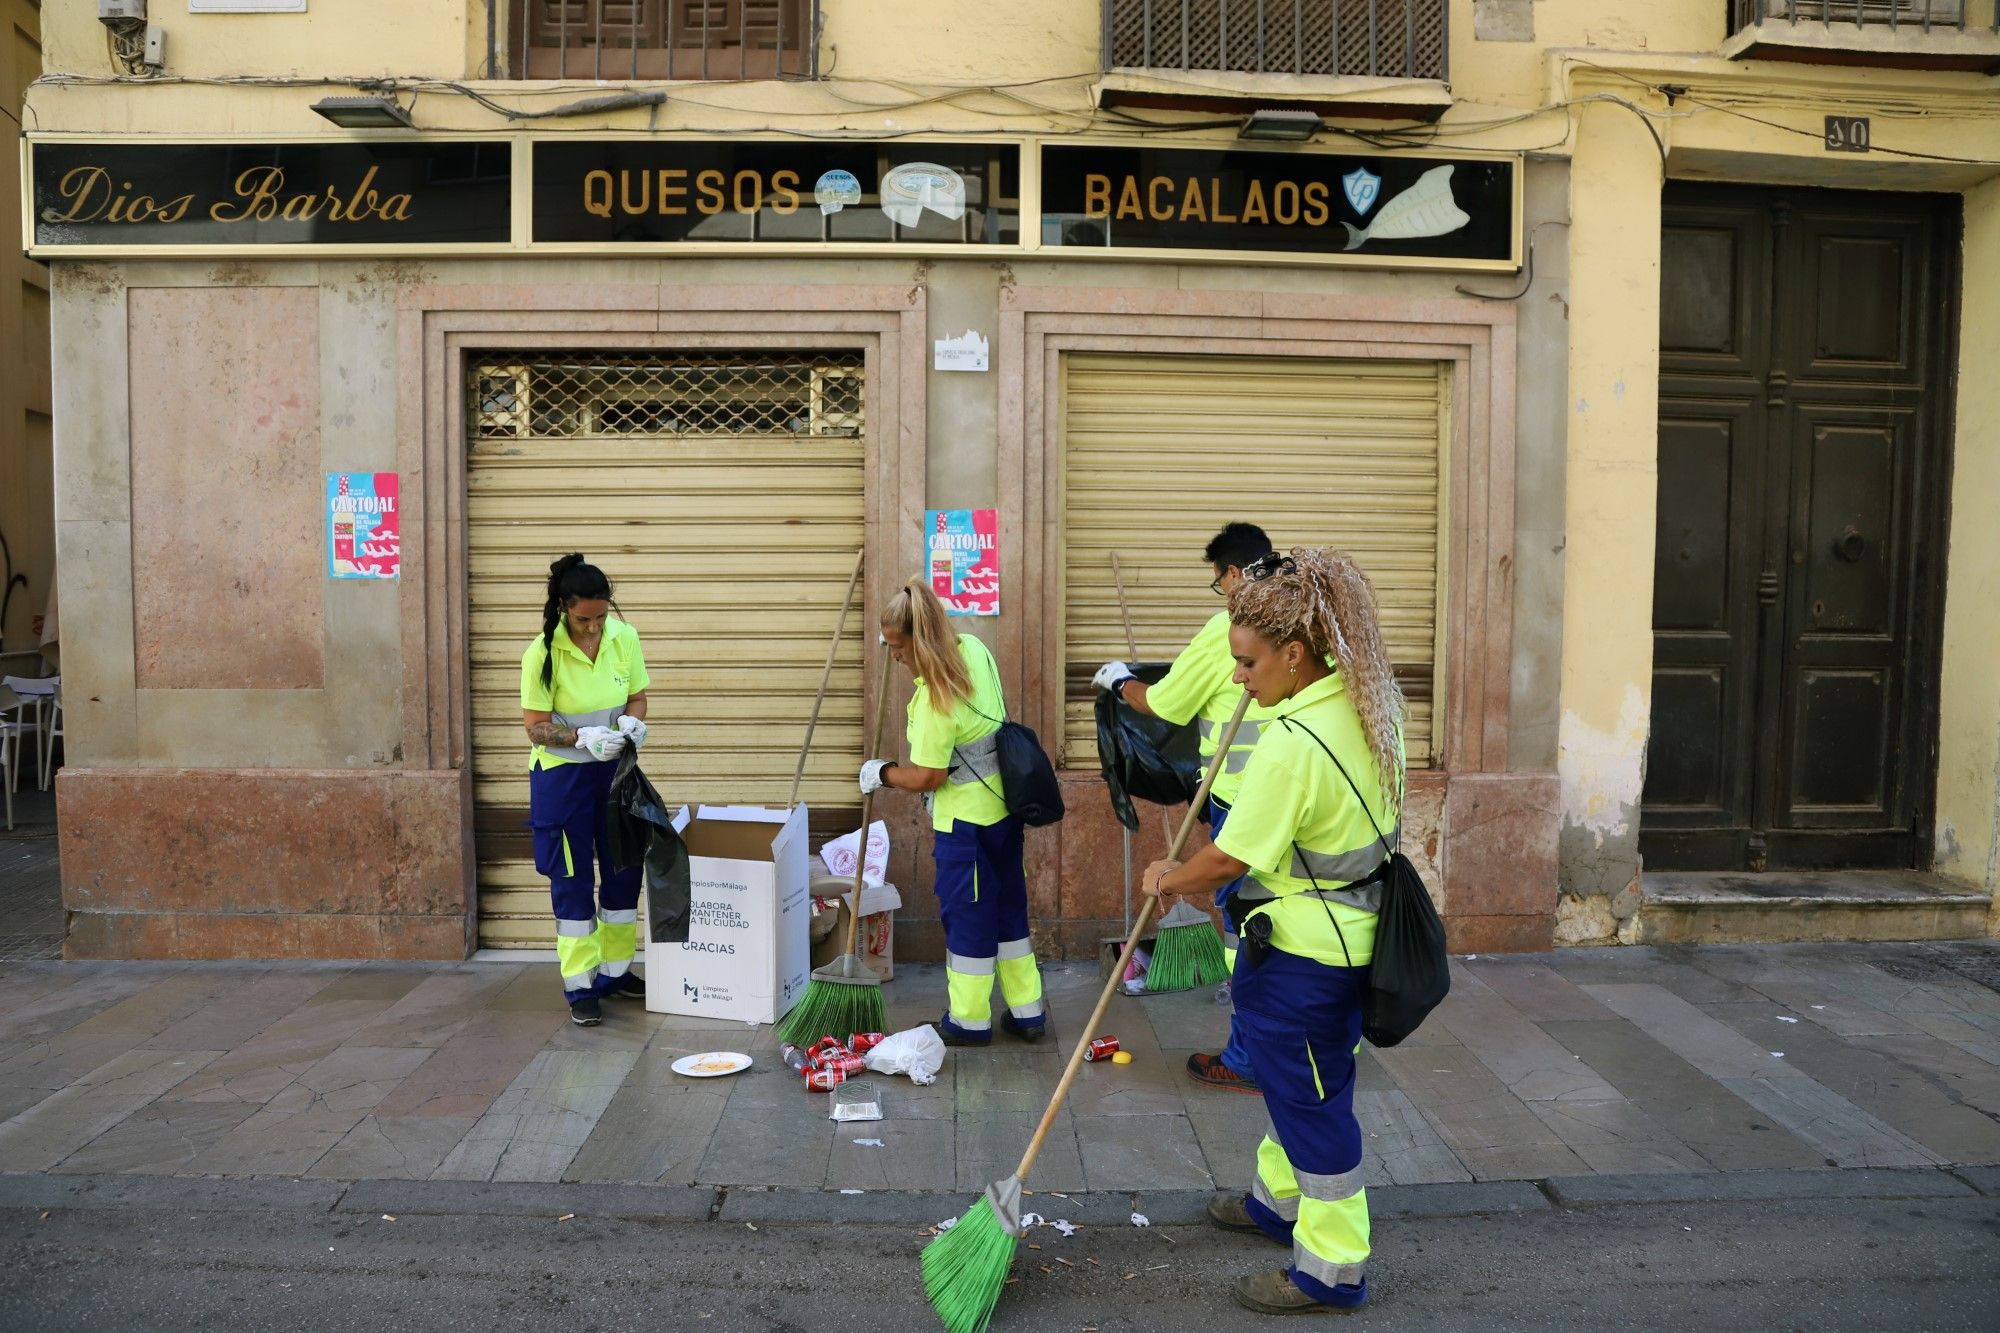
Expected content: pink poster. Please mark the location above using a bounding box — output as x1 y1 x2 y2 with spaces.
925 508 999 616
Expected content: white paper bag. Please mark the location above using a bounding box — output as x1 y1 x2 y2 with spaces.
819 820 890 887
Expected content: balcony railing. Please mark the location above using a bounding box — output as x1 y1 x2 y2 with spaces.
1730 1 1996 35
1103 1 1448 81
506 1 818 81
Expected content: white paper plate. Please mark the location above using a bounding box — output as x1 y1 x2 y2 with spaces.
671 1051 752 1078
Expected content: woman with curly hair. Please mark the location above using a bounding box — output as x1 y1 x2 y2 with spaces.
1143 547 1404 1315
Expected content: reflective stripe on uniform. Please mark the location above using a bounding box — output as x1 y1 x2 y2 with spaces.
599 908 638 926
556 918 595 937
1288 834 1395 887
1294 1164 1366 1202
1293 1246 1366 1290
996 937 1034 962
950 731 1001 785
946 951 997 975
1199 717 1263 773
539 705 622 764
1252 1172 1300 1222
1238 881 1385 916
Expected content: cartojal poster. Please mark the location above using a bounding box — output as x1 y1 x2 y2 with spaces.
327 472 401 580
925 508 999 617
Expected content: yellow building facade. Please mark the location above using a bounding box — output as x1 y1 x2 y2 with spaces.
1 0 50 676
21 2 2000 959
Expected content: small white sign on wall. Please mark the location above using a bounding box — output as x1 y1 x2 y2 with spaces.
933 330 990 373
191 1 308 12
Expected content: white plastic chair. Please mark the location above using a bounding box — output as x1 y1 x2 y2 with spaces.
40 682 62 790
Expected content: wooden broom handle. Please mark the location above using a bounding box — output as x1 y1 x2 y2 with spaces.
789 547 866 810
1013 690 1253 1183
1110 553 1138 660
846 647 898 959
1110 552 1178 846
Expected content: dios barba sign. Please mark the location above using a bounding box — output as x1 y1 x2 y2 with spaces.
29 141 513 248
1039 145 1518 267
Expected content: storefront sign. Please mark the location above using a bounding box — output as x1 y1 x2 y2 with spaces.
327 472 400 579
29 141 513 248
926 509 999 616
1039 145 1516 265
532 141 1020 245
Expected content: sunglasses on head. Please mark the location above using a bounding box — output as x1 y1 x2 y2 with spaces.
1242 552 1296 582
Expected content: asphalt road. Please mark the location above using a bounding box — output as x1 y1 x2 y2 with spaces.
2 1183 1997 1331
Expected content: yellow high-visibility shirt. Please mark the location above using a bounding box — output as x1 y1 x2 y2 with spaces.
1212 671 1402 968
1140 611 1275 806
519 617 651 770
908 633 1011 833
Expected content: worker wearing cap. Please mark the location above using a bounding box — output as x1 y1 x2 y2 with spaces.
520 553 651 1028
1093 521 1275 1093
1143 547 1404 1316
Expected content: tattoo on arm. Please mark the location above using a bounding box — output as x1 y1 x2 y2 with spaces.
527 721 578 748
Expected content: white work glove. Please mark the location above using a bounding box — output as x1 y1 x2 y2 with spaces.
859 759 893 795
576 726 628 762
615 714 648 748
1092 660 1134 694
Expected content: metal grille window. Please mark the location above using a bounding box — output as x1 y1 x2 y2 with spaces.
508 0 819 80
470 351 864 440
1732 1 1987 31
1104 1 1448 80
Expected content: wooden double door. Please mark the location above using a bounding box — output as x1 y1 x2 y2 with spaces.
1642 184 1957 871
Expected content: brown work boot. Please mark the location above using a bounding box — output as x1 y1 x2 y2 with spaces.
1206 1193 1268 1235
1234 1268 1348 1316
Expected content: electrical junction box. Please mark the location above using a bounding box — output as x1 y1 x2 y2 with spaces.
98 0 145 22
143 24 166 68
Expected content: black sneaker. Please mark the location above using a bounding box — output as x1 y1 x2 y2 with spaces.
1001 1009 1048 1043
570 995 604 1026
600 972 645 1001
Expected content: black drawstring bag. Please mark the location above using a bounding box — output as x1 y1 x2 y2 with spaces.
605 746 693 943
1280 718 1450 1049
959 702 1067 828
1092 662 1205 832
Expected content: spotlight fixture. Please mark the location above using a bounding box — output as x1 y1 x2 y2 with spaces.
310 95 415 130
1238 109 1322 142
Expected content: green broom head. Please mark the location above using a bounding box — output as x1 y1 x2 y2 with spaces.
922 1175 1023 1333
1146 898 1230 993
774 953 886 1046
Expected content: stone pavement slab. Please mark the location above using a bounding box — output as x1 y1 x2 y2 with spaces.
1542 1166 1976 1206
1 944 1997 1202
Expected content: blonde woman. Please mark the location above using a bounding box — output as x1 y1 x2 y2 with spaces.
1143 549 1404 1315
861 577 1047 1046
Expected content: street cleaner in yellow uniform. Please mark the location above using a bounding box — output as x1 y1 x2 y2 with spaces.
1143 547 1406 1316
1093 521 1275 1092
865 577 1048 1046
519 554 651 1027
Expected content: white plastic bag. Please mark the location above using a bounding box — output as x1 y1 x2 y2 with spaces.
862 1023 947 1086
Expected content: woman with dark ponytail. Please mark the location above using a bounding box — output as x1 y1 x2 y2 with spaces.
861 577 1047 1046
520 553 651 1026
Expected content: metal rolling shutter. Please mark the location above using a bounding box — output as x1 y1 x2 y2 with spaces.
467 351 867 950
1062 352 1445 771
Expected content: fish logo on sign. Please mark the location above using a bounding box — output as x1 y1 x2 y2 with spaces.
1342 167 1382 217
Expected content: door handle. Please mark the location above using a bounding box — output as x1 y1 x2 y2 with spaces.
1834 526 1866 562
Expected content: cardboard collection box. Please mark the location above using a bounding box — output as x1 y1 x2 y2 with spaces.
808 875 900 982
646 804 811 1024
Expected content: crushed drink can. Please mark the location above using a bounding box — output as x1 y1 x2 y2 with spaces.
815 1053 865 1076
809 1036 846 1058
847 1032 887 1055
1084 1036 1121 1062
804 1067 847 1091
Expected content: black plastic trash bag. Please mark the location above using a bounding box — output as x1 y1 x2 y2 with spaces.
605 746 692 944
1360 852 1451 1048
1094 662 1205 832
